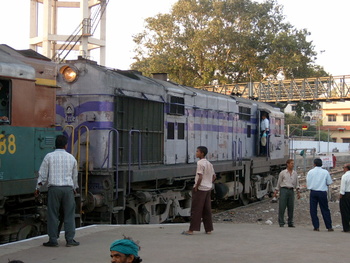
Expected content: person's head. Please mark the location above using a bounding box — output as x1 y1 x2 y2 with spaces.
343 163 350 171
262 113 267 119
196 146 208 158
55 135 68 149
286 159 294 169
110 238 142 263
314 158 322 167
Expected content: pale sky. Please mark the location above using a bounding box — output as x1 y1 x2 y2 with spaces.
0 0 349 76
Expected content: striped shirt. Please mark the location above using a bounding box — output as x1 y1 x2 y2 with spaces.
37 149 78 189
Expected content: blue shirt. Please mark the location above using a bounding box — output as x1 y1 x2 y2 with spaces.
306 166 332 191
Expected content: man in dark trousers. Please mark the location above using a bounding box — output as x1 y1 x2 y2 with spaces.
35 135 79 247
274 159 300 227
306 158 334 231
182 146 216 235
339 163 350 232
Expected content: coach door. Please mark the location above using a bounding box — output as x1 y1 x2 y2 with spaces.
165 116 187 164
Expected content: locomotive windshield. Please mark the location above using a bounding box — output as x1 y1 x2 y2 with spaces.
0 79 10 123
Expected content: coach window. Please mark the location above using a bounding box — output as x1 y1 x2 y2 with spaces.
178 123 185 139
275 118 281 136
247 125 251 138
169 96 185 115
0 80 10 124
167 122 175 140
238 106 251 121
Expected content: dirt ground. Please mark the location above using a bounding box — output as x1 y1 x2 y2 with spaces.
213 180 343 229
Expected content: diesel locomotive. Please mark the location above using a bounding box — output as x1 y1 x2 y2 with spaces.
0 45 288 243
56 56 288 225
0 45 59 243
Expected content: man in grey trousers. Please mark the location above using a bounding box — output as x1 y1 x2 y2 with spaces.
274 159 300 227
35 135 79 247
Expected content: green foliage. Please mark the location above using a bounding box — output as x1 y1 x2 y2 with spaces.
131 0 326 86
294 101 320 118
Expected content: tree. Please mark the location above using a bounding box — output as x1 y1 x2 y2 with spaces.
131 0 326 87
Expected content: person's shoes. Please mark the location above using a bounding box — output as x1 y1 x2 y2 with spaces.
328 228 334 232
205 231 212 234
43 241 59 247
181 231 193 235
288 225 295 228
313 228 319 231
279 225 284 227
66 240 80 247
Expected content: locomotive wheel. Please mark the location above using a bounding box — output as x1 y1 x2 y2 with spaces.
239 193 250 206
17 225 38 241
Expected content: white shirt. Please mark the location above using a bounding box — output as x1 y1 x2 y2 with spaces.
306 166 332 191
261 118 269 131
195 158 215 191
340 170 350 195
37 149 78 189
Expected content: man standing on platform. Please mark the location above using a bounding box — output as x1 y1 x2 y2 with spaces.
35 135 80 247
306 158 334 232
339 163 350 232
274 159 300 227
182 146 216 235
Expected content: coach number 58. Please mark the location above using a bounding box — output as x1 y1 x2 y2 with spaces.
0 134 16 154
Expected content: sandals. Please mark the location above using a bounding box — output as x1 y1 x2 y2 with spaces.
181 231 193 235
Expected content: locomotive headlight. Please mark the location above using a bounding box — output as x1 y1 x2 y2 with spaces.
59 66 78 83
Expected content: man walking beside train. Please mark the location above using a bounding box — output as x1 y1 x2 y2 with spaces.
274 159 300 227
35 135 80 247
306 158 334 232
182 146 216 235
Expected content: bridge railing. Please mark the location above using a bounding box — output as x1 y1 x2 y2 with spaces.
198 75 350 102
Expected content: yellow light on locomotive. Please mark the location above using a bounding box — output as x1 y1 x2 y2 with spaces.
60 66 78 83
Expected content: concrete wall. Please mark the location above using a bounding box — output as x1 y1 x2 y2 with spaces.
289 140 350 153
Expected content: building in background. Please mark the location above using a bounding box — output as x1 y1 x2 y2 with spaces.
321 101 350 143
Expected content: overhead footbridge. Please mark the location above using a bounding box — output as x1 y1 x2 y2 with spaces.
199 75 350 103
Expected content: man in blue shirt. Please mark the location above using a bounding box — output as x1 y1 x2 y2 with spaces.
306 158 334 231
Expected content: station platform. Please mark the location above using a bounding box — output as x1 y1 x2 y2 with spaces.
0 223 349 263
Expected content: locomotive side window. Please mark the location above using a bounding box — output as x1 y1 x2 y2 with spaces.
178 123 185 139
247 125 251 138
167 122 175 139
275 118 282 136
169 96 185 115
0 80 10 123
238 106 251 121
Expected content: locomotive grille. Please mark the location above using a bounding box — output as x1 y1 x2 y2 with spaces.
45 136 55 146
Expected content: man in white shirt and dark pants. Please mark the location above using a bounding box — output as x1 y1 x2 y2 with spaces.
306 158 333 231
340 163 350 232
35 135 79 247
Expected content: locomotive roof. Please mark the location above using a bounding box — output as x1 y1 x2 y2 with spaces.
0 45 35 80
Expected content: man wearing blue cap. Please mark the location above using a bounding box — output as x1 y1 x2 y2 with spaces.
110 238 142 263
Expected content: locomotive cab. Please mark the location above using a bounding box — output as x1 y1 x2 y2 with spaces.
0 80 10 124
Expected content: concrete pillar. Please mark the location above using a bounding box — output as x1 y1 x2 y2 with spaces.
42 0 52 58
29 0 38 51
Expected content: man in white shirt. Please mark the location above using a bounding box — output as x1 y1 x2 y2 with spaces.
339 163 350 232
35 135 79 247
260 113 269 156
182 146 216 235
306 158 333 231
